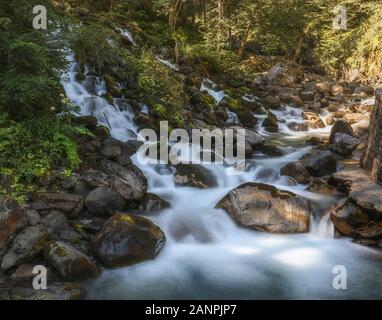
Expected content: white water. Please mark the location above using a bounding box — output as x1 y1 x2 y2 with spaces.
116 27 137 46
61 55 382 300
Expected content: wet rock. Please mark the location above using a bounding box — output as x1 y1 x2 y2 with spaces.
85 187 126 217
287 122 310 132
137 193 170 213
331 133 361 156
94 125 111 142
1 226 47 271
0 197 26 257
329 120 354 144
326 116 335 126
259 144 283 157
302 112 325 128
301 150 338 177
331 84 344 96
31 193 84 219
307 178 336 196
262 111 279 132
90 213 166 267
289 95 304 108
44 241 99 280
10 282 86 300
344 113 369 125
10 263 52 287
267 62 304 87
174 164 217 189
236 109 257 128
280 161 311 184
216 182 311 233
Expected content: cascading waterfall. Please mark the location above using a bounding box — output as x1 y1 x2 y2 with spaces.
60 52 382 300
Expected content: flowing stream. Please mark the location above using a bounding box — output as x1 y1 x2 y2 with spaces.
61 54 382 300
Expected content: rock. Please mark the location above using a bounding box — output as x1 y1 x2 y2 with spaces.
329 120 354 144
10 263 52 287
262 111 279 132
81 169 109 188
361 88 382 184
259 144 283 157
331 167 382 214
326 116 335 126
268 62 304 87
287 95 304 108
94 125 110 142
331 84 344 96
72 116 97 130
90 213 166 267
1 226 47 271
32 193 84 219
61 176 77 191
328 199 369 237
280 161 311 184
0 197 26 257
98 160 147 201
343 113 369 124
301 150 338 177
287 122 310 132
10 282 86 300
331 133 361 156
299 90 315 102
236 109 257 128
216 183 311 233
315 82 331 95
354 86 374 96
243 129 266 149
100 143 122 160
264 95 281 108
25 210 40 226
44 241 99 280
302 112 325 128
137 193 170 213
85 187 126 217
307 178 336 196
174 164 217 189
41 211 80 243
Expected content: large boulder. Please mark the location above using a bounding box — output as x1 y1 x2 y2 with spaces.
1 226 47 271
280 161 311 184
31 193 84 218
0 197 26 258
90 213 166 267
267 62 304 87
329 120 354 144
216 182 311 233
361 88 382 184
301 150 338 177
331 133 361 156
174 164 217 189
329 199 369 236
41 211 81 243
44 241 99 280
85 187 126 217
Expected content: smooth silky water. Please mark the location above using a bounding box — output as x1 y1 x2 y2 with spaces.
61 54 382 300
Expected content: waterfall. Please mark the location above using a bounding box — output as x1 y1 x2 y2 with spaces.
60 53 382 300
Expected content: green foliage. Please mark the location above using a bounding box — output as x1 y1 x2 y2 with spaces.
0 116 89 201
136 53 187 126
69 23 120 73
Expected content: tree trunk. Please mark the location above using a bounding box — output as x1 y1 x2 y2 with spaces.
361 88 382 184
238 21 252 60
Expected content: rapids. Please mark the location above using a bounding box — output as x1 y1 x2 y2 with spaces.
61 54 382 300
